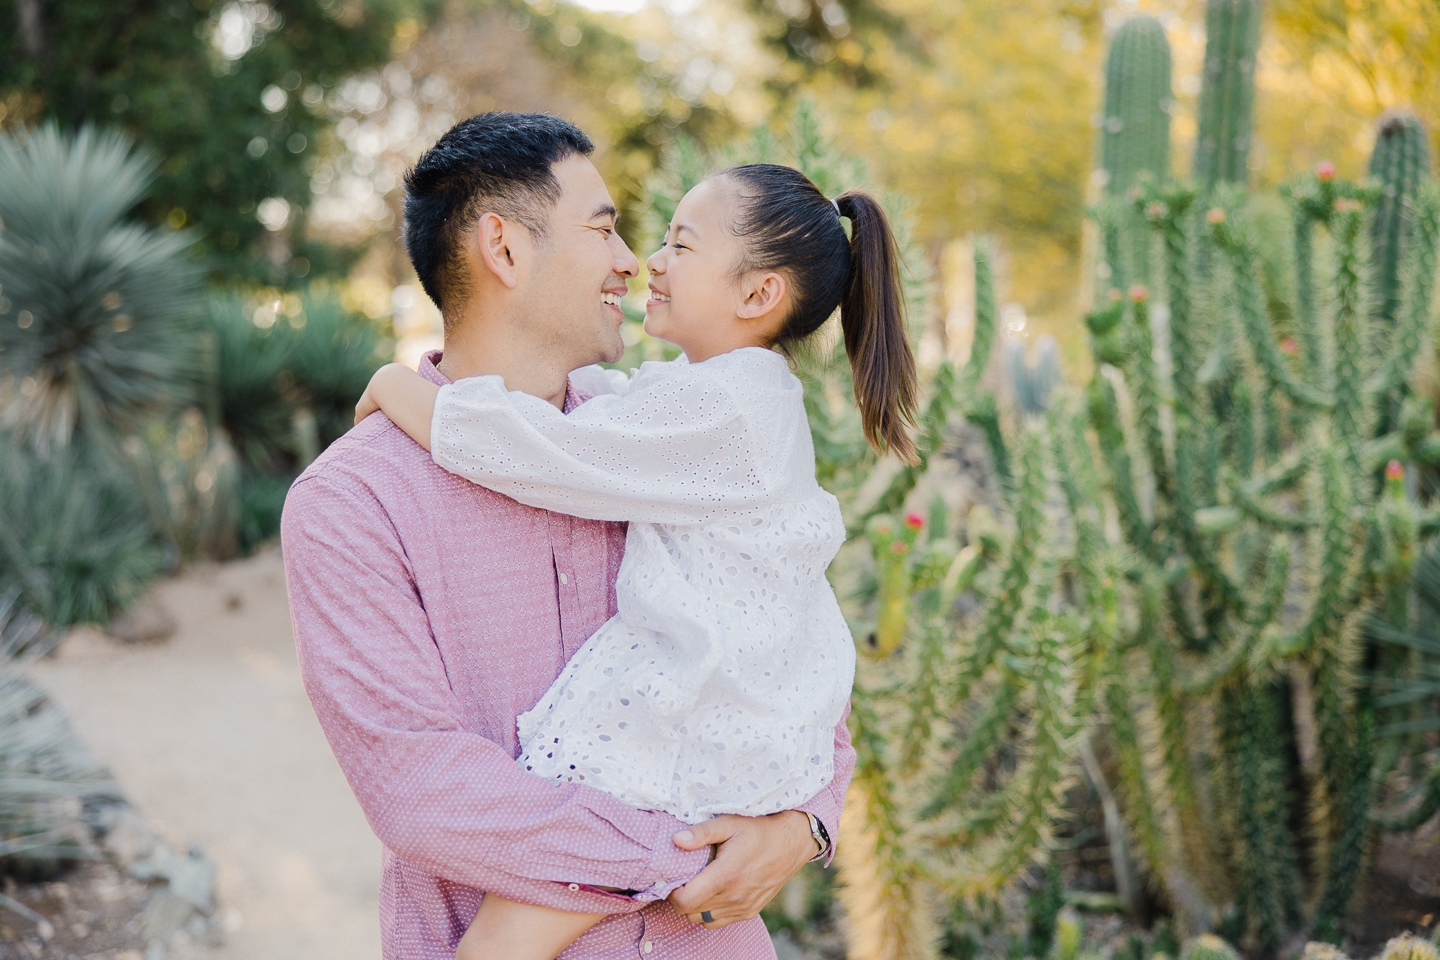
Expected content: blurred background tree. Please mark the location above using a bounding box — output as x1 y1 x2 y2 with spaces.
0 0 432 286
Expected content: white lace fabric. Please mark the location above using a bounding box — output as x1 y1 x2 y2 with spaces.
431 348 856 823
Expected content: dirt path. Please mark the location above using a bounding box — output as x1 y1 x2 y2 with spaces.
29 549 383 960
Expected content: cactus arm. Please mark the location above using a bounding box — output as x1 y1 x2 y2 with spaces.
1128 292 1174 514
1089 376 1155 557
1373 761 1440 832
962 611 1077 895
1413 433 1440 466
1367 184 1440 397
1245 446 1310 495
1368 113 1433 333
1193 0 1261 190
1211 215 1333 409
1185 538 1290 692
964 239 998 390
941 425 1045 718
1104 679 1170 877
922 678 1022 820
1330 205 1369 468
1231 481 1317 531
900 545 990 770
966 391 1012 488
1291 208 1327 376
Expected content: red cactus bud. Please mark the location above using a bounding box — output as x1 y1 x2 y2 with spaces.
1386 460 1405 481
1279 337 1298 355
873 521 893 537
890 540 909 556
1145 201 1166 219
1315 161 1336 182
904 512 924 530
1128 285 1148 303
1205 207 1227 225
1107 288 1123 301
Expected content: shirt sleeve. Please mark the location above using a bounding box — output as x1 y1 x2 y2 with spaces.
430 371 774 525
793 703 855 868
281 475 709 911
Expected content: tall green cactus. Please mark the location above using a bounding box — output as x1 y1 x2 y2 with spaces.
1100 16 1173 288
1193 0 1262 190
1370 112 1432 330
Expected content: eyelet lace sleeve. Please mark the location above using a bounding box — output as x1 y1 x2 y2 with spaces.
430 356 783 525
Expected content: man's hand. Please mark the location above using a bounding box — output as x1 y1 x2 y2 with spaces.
667 811 818 929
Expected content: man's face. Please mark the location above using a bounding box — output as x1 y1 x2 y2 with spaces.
520 154 639 368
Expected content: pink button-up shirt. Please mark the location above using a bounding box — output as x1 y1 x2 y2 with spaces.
282 351 855 960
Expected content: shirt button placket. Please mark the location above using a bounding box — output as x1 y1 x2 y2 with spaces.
639 915 655 956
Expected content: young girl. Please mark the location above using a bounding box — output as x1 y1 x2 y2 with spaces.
355 163 917 960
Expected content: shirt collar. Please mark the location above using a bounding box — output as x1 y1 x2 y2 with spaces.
419 350 584 413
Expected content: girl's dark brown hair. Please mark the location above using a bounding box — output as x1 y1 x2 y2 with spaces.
720 164 918 464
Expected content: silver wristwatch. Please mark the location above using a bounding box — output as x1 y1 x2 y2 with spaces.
803 811 831 858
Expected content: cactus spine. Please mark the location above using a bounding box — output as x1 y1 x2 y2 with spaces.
1193 0 1262 190
1100 16 1174 287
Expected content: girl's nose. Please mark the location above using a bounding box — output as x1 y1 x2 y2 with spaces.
646 248 665 274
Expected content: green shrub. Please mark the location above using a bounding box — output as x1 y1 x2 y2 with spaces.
0 437 163 628
205 289 391 547
0 591 115 875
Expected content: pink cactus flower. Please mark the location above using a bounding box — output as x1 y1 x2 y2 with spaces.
1129 285 1149 303
1279 337 1298 355
1315 161 1336 182
1206 207 1227 225
904 512 925 531
1386 460 1405 481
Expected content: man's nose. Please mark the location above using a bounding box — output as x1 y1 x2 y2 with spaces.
612 234 640 278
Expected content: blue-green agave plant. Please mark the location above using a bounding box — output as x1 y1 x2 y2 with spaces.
0 123 202 452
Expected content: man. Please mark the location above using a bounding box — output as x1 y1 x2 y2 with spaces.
281 112 855 959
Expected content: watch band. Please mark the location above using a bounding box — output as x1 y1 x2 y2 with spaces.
804 811 831 858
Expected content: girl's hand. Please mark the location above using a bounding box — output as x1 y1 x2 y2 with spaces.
355 381 383 425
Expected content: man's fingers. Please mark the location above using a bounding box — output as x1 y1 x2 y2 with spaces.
673 816 739 850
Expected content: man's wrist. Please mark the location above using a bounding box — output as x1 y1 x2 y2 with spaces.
801 811 830 859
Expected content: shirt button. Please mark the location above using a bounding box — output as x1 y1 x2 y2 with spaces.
559 573 570 585
568 883 580 891
642 942 654 954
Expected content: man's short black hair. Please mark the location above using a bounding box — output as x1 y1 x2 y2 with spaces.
403 112 595 316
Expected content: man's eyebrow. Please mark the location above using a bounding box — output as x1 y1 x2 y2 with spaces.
589 203 618 221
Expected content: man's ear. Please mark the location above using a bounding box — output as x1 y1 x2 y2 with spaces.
736 271 788 322
473 211 528 290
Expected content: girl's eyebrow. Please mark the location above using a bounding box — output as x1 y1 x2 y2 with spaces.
674 223 697 239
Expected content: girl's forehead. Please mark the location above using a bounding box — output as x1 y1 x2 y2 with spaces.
675 177 737 232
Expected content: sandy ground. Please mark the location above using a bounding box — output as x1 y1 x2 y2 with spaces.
29 549 383 960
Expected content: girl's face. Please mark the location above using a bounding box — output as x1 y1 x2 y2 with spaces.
645 177 786 362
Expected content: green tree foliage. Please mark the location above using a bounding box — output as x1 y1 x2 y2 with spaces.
0 0 430 285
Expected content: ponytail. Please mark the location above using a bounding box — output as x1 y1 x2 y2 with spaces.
718 165 918 464
836 192 918 465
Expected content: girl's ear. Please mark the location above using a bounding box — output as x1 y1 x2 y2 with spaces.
736 271 788 322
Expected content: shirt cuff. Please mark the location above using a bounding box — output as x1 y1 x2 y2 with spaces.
627 821 710 902
793 798 839 868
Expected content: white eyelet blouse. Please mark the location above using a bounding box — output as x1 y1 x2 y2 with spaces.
430 347 856 824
